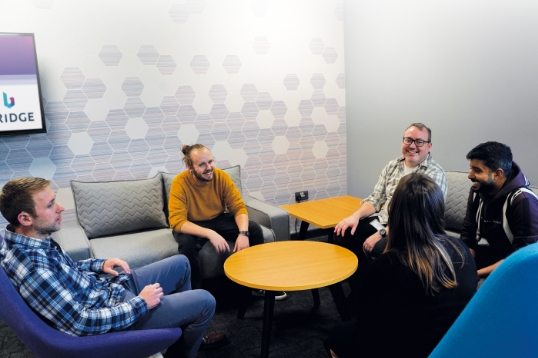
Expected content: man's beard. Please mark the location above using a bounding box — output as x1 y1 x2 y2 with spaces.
471 178 497 194
193 169 213 183
35 222 61 237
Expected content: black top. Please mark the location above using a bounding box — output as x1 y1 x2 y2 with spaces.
356 236 478 357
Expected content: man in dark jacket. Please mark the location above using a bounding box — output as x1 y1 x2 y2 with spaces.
461 141 538 278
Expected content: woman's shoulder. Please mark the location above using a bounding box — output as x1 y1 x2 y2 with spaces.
438 235 471 255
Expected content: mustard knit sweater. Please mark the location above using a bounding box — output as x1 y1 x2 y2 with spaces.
168 167 248 232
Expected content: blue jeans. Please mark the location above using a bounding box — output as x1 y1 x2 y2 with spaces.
124 255 216 358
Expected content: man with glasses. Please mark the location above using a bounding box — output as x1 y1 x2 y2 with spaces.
334 123 447 305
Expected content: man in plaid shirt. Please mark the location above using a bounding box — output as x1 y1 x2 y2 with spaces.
334 123 447 304
0 177 227 358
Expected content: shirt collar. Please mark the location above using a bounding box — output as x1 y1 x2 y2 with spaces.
3 226 54 250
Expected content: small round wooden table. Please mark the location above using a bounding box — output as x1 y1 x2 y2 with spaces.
224 241 358 358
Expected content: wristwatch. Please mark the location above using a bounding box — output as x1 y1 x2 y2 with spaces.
379 228 387 238
239 231 250 237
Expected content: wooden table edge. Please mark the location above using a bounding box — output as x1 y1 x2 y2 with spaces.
224 265 357 292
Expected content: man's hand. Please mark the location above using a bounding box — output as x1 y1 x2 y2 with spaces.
334 213 360 236
102 258 131 276
208 231 231 253
139 283 163 309
234 233 250 252
363 232 382 253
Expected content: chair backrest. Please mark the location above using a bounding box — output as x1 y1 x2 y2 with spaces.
430 243 538 357
444 171 470 233
0 235 181 358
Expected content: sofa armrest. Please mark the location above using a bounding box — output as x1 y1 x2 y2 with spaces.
244 196 290 242
51 221 92 261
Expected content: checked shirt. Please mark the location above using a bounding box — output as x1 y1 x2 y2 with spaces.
363 153 448 225
0 228 147 336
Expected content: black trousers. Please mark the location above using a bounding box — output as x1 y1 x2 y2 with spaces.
173 213 264 289
333 217 386 301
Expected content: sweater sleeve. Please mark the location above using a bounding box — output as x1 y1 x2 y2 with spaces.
220 171 248 217
168 176 189 232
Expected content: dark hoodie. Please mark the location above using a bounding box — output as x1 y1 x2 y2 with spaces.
461 162 538 259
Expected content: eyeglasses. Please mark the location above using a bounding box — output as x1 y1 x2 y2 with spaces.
402 137 430 147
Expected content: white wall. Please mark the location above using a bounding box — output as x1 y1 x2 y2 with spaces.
345 0 538 197
0 0 346 215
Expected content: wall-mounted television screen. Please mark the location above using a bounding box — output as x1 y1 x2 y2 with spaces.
0 32 46 136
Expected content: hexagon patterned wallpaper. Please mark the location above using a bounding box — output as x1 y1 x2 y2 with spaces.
0 0 346 231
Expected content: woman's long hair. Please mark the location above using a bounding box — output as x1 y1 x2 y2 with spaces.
385 173 464 294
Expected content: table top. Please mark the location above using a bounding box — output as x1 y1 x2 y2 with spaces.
224 241 358 291
280 195 363 229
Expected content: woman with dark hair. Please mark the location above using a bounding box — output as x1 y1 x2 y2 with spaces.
325 173 478 358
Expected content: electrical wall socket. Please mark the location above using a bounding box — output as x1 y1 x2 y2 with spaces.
295 190 309 203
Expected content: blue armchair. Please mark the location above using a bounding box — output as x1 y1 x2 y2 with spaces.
0 236 182 358
430 243 538 357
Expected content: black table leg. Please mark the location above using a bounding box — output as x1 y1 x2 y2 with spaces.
328 282 351 322
295 221 309 240
261 290 276 358
311 288 320 308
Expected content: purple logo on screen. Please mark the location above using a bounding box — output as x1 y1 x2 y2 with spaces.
3 93 15 108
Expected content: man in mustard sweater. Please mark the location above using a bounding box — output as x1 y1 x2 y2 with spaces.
168 144 286 300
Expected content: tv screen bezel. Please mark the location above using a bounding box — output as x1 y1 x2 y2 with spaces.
0 32 47 136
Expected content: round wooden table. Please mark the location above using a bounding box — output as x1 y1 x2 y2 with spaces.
224 241 358 358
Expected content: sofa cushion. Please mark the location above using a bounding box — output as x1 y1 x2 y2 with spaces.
445 171 471 233
71 174 168 239
161 171 176 220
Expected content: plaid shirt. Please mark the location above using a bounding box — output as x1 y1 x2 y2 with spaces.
0 227 147 336
363 154 448 224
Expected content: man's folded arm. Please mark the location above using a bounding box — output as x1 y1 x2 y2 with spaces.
20 269 147 336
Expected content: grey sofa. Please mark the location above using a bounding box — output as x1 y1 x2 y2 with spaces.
443 171 538 237
53 165 290 281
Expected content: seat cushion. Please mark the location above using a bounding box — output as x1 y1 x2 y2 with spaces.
71 174 168 239
89 228 178 270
